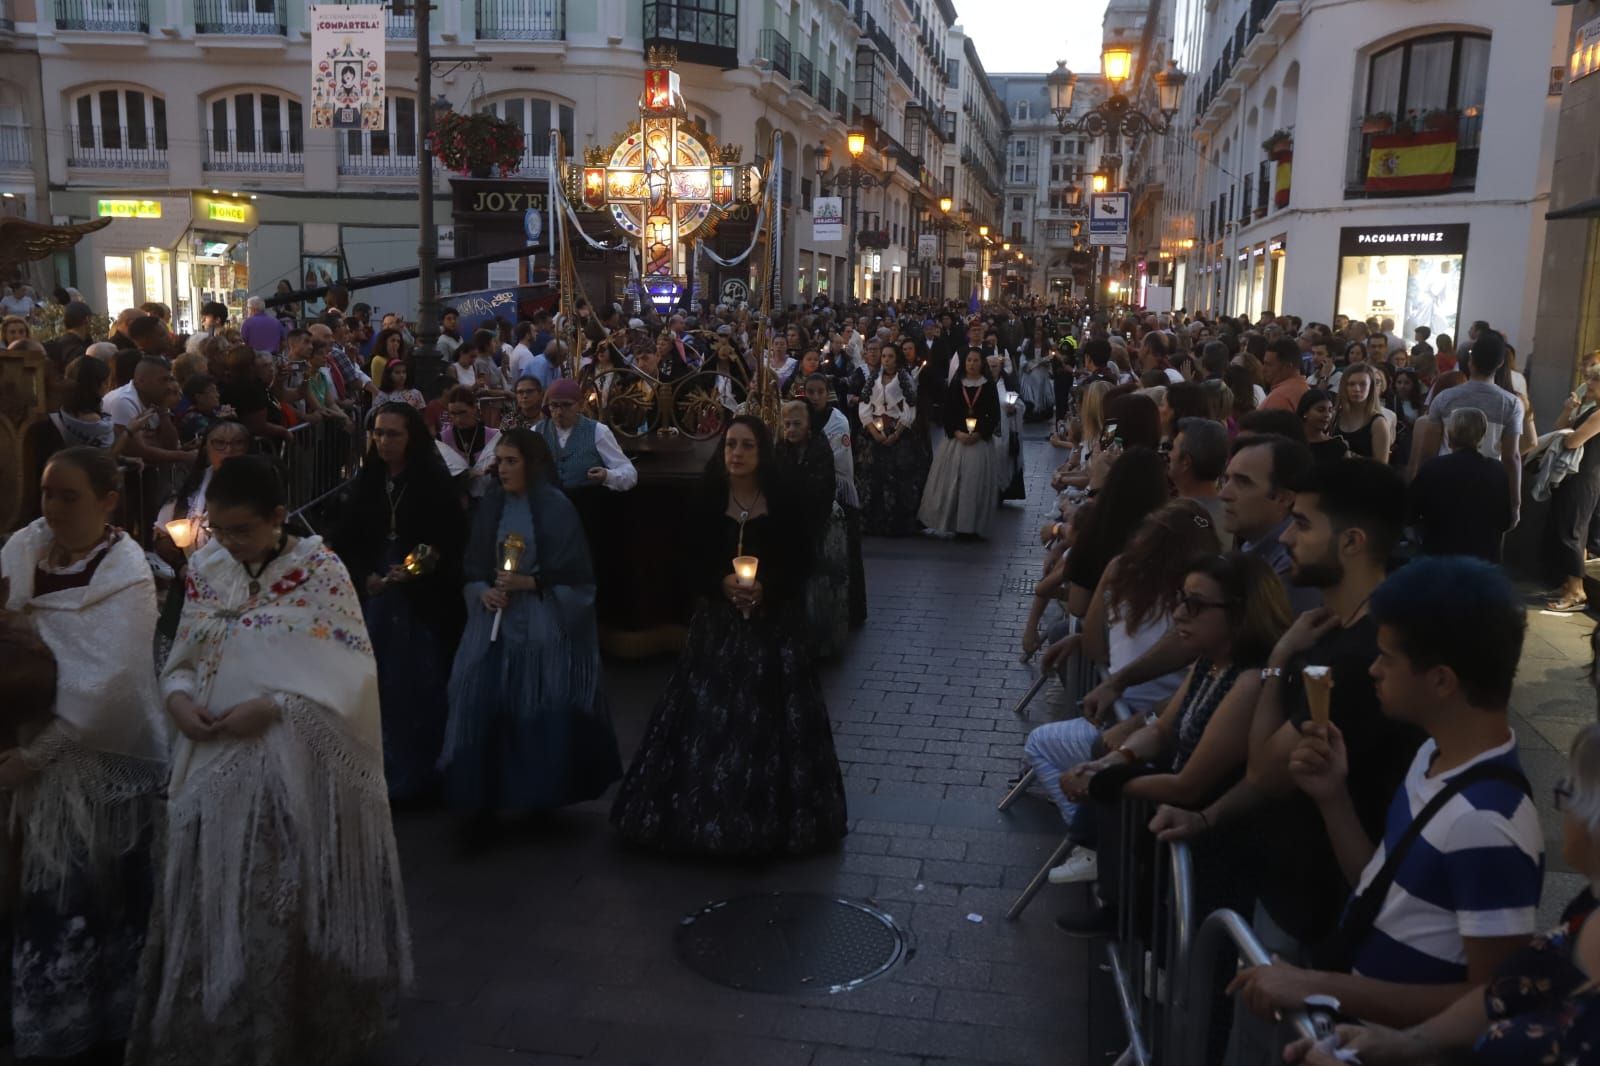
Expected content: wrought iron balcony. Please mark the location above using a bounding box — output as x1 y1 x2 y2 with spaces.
642 1 736 69
195 0 286 36
477 0 564 41
818 73 832 107
0 125 28 167
67 125 166 169
759 29 791 79
796 54 815 97
204 127 303 173
1343 111 1482 199
387 6 415 37
54 0 148 32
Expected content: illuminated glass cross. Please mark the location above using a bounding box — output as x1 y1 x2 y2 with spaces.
565 49 762 307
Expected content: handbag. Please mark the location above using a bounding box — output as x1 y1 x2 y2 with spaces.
1312 761 1531 973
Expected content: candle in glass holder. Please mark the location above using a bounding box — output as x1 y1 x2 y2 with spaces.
164 517 198 551
964 416 978 434
732 555 759 587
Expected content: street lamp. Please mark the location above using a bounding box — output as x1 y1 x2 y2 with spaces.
1002 241 1011 251
1046 33 1188 138
819 129 893 304
939 195 953 214
1091 171 1110 194
978 224 989 239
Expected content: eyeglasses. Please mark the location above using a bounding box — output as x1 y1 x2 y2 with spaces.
1555 778 1575 812
199 518 266 541
1175 593 1234 616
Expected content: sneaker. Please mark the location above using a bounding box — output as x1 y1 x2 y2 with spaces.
1047 849 1098 884
1053 905 1116 937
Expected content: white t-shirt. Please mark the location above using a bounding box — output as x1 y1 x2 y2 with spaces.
1 293 36 316
102 382 146 429
508 343 536 382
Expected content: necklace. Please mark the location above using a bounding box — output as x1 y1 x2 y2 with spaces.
242 531 289 597
963 383 981 412
1340 594 1372 628
385 477 408 541
730 486 763 521
457 423 485 461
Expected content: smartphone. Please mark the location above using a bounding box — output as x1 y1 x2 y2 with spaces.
1100 421 1119 449
1055 419 1069 438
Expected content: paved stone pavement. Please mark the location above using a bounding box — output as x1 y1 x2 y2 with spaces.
371 431 1600 1066
375 432 1105 1066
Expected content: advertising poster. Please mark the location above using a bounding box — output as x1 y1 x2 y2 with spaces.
311 5 386 130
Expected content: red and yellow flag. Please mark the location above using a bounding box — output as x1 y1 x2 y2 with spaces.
1365 129 1457 193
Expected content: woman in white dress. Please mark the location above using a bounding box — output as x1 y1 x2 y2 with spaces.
131 455 409 1066
0 447 168 1060
918 349 1002 538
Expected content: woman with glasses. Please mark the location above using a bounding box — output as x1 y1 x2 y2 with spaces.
1287 717 1600 1066
1027 500 1224 889
137 455 409 1066
502 376 546 432
1 448 167 1060
334 402 465 803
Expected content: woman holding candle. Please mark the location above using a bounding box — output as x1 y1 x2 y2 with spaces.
1 448 167 1060
856 342 925 537
135 455 409 1066
335 402 466 803
918 348 1002 539
612 415 848 856
439 429 621 829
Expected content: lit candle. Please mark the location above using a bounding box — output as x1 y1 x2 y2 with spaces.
964 416 978 434
733 555 759 588
491 532 527 643
164 517 198 551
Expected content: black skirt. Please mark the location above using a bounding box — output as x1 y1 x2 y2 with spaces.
611 598 848 856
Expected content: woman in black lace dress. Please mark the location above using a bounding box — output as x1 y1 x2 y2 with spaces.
611 415 848 856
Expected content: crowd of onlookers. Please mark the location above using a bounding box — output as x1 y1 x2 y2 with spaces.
1016 307 1598 1063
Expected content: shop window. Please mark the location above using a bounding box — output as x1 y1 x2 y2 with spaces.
68 86 167 167
479 95 575 174
1346 33 1489 198
341 94 419 175
1335 225 1468 341
205 89 303 171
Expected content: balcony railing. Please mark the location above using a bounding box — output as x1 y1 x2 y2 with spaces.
0 125 28 166
67 125 166 169
387 7 415 37
55 0 148 32
195 0 286 35
896 55 914 90
818 72 832 106
642 1 735 67
1343 112 1482 199
836 89 850 123
759 29 791 79
796 54 815 97
204 128 303 173
477 0 564 40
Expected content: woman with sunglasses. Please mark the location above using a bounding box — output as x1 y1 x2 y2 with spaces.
1029 501 1223 887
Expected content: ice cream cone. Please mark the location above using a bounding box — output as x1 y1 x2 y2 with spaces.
1303 665 1334 726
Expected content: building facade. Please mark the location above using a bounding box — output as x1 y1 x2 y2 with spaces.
7 0 1001 327
935 25 1004 302
1169 0 1566 350
991 72 1099 300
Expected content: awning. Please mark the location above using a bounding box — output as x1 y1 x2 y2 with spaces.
1546 196 1600 220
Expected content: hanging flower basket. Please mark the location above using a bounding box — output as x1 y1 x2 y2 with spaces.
426 111 525 178
1261 129 1294 162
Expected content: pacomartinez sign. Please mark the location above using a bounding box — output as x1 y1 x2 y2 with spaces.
1337 224 1469 257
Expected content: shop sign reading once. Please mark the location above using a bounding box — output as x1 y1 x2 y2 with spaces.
207 201 250 224
97 199 162 219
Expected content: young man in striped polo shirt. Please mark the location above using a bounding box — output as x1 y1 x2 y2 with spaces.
1229 555 1543 1031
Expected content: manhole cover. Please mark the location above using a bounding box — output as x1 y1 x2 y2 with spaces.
676 892 907 994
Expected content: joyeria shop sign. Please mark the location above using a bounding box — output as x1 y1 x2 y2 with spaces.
452 179 548 219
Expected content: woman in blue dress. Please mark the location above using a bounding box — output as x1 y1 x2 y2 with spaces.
334 402 465 802
440 428 622 828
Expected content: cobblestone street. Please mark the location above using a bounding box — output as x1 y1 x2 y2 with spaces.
376 433 1103 1066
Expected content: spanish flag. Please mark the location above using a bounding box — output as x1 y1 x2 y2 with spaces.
1365 129 1457 193
1274 159 1292 208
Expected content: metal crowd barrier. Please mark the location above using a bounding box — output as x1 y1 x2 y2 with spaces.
1169 910 1334 1066
1105 796 1331 1066
276 409 367 532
